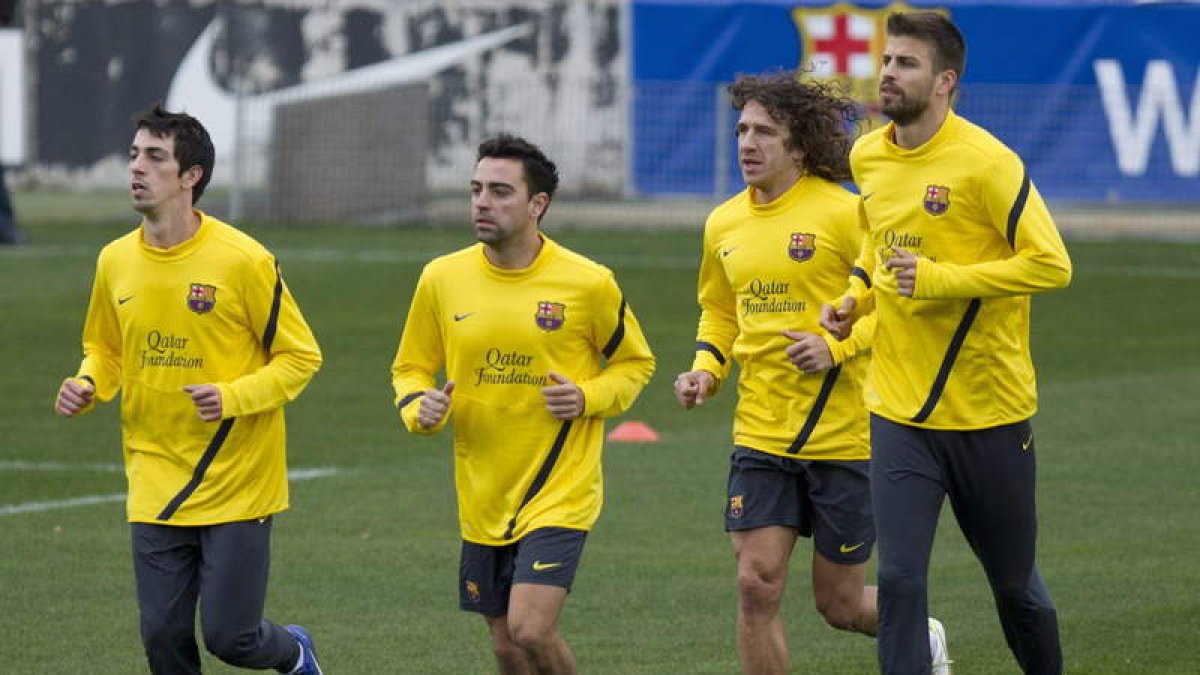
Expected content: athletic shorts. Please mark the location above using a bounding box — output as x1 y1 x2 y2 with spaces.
459 527 588 616
725 445 875 565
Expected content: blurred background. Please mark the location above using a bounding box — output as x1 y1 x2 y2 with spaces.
1 0 1198 234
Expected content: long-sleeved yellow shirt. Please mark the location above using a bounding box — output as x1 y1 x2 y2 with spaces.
846 110 1072 429
391 237 655 546
691 176 873 460
74 212 322 524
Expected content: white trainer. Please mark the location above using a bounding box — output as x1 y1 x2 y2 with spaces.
929 617 953 675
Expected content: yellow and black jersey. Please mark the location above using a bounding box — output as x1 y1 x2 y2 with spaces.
690 176 873 461
847 110 1072 430
74 211 322 525
391 236 655 546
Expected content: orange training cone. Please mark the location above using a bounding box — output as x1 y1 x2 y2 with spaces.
606 420 660 443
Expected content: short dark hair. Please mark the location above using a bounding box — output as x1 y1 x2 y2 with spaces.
476 134 560 212
728 72 860 183
886 12 966 92
134 103 215 204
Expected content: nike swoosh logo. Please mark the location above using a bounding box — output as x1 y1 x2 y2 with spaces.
118 295 134 305
862 192 875 202
454 312 475 322
839 542 865 554
167 17 533 158
531 560 562 572
721 247 737 257
1022 434 1034 451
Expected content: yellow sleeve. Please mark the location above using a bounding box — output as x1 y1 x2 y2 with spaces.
218 257 322 418
823 310 875 366
390 268 447 434
915 156 1072 299
76 253 122 409
578 273 656 419
689 222 737 385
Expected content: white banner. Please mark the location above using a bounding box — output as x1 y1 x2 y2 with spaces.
0 28 23 165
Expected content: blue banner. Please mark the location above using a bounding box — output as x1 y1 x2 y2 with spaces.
632 1 1200 202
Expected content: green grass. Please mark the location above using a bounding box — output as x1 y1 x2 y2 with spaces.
2 212 1198 673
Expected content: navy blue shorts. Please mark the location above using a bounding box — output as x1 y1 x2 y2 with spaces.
725 446 875 565
459 527 588 616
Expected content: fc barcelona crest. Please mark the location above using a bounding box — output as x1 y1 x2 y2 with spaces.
187 283 216 314
923 185 951 216
729 495 745 519
535 301 566 332
788 232 816 262
465 580 481 603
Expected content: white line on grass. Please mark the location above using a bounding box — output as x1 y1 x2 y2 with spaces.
0 467 340 517
0 493 126 516
0 460 124 472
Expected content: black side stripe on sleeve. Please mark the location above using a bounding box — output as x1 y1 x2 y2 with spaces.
601 298 628 359
261 260 284 351
398 392 424 410
156 418 235 521
696 341 726 366
785 366 841 454
851 266 872 289
911 299 982 424
1006 171 1031 249
502 420 573 540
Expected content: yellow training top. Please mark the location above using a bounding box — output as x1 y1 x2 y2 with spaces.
691 176 874 460
74 211 322 524
847 110 1072 429
391 237 655 545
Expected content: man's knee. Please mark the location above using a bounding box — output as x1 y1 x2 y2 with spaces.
492 636 528 665
203 624 261 666
141 616 193 657
993 579 1057 617
815 593 860 631
737 564 786 614
877 561 926 600
507 616 557 654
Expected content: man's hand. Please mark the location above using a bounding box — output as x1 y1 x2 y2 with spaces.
819 297 858 340
55 377 95 417
417 381 455 429
183 384 223 422
674 370 716 410
885 246 918 297
542 372 585 420
782 331 834 374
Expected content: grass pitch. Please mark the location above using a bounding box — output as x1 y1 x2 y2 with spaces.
1 211 1197 673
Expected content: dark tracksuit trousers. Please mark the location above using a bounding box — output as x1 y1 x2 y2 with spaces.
132 518 300 675
870 414 1062 675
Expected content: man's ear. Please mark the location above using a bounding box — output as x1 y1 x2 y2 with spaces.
529 192 550 220
936 69 959 98
180 165 204 192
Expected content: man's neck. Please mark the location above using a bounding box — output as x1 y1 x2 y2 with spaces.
752 168 803 205
893 105 951 150
485 231 544 270
142 203 200 249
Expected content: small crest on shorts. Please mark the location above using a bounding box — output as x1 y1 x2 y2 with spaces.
535 301 566 331
788 232 816 262
465 580 481 603
729 494 745 519
923 185 951 216
187 283 216 314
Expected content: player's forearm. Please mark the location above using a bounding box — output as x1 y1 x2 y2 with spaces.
218 349 322 418
913 250 1071 299
579 356 655 418
77 350 121 403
